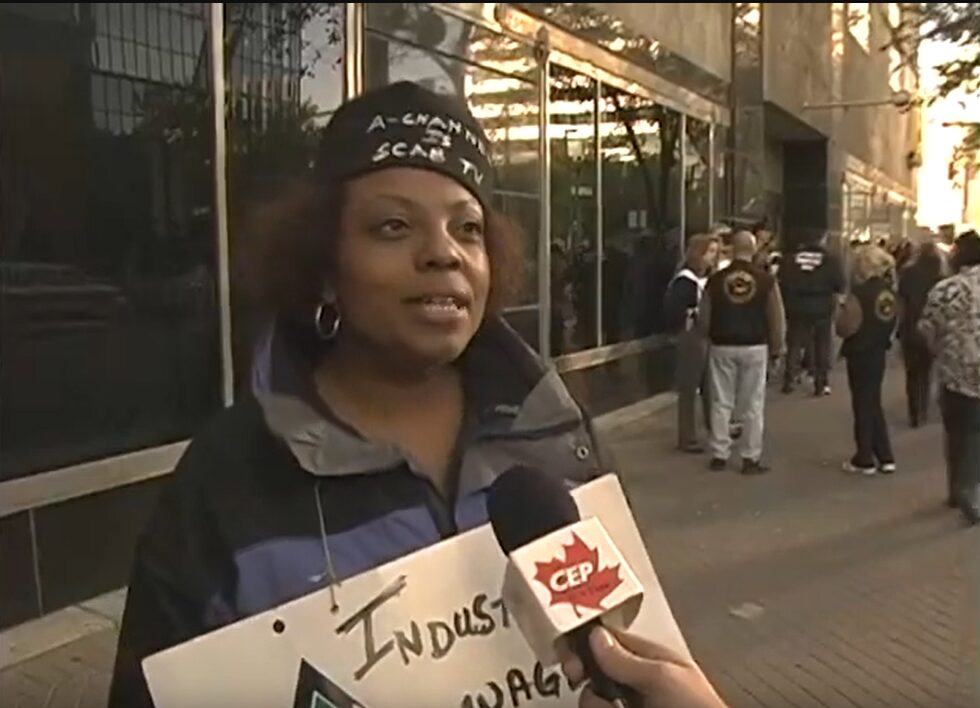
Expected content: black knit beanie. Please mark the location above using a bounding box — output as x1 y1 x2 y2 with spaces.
315 81 495 209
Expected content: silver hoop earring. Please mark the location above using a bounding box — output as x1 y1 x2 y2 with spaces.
314 302 341 341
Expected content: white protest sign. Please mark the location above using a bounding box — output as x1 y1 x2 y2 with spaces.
143 474 688 708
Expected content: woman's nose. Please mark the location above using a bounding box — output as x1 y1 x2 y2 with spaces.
418 228 463 270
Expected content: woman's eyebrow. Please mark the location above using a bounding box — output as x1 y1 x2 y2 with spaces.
448 198 482 212
362 194 481 213
369 194 416 209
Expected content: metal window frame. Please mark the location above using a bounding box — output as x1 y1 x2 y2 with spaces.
708 123 716 226
553 335 675 374
679 112 687 264
536 28 552 360
0 442 189 519
594 77 604 348
211 2 233 407
344 3 364 99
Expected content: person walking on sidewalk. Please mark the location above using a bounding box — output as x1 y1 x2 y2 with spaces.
897 241 946 427
779 228 845 396
918 231 980 525
666 233 720 452
699 230 786 474
836 245 898 476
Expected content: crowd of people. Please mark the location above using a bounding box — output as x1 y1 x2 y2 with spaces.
668 222 980 526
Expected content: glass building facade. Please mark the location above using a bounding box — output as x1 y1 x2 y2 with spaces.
0 2 730 483
0 2 916 627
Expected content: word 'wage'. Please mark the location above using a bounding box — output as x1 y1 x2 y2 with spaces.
460 660 577 708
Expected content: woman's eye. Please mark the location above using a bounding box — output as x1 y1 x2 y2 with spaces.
458 219 485 241
377 218 410 239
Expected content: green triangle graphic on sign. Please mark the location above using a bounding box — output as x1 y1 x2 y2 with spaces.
310 691 341 708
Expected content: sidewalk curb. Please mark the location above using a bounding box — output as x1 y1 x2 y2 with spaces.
594 392 676 432
0 589 125 671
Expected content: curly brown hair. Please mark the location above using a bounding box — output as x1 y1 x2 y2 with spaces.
235 177 526 338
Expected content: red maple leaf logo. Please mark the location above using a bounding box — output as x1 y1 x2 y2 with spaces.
533 533 623 617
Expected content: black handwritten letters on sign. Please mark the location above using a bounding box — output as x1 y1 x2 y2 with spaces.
335 584 511 682
460 661 578 708
330 577 579 706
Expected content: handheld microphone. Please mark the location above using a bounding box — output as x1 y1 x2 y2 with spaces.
487 466 643 708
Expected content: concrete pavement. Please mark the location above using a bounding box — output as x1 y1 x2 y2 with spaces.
614 361 979 707
1 361 977 707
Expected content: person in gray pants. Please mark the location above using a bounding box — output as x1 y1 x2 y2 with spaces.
699 231 786 474
666 233 721 452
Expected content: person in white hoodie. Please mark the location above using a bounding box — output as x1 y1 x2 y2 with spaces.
665 233 721 451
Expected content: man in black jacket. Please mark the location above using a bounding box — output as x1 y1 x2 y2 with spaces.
779 230 845 396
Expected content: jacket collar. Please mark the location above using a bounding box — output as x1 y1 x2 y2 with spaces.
251 316 582 477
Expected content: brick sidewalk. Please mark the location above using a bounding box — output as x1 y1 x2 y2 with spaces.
611 362 980 707
2 362 977 707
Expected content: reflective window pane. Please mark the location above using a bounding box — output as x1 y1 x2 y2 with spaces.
685 116 711 236
365 4 542 348
523 3 729 104
0 3 220 479
713 124 730 222
599 84 682 341
550 65 597 353
225 3 346 385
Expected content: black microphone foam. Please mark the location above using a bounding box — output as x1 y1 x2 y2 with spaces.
486 465 580 555
486 465 638 707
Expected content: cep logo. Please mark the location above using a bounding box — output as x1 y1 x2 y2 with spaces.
534 533 623 617
548 561 595 593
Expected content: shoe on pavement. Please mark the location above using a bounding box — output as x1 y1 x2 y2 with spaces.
843 460 877 476
709 458 727 472
741 459 770 475
819 386 832 396
879 462 897 475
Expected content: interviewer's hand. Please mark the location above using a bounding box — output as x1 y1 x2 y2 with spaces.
561 628 728 708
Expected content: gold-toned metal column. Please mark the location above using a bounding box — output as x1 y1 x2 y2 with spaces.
536 27 552 360
209 2 233 406
344 3 364 100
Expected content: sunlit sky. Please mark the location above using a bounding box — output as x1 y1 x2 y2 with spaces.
917 39 980 229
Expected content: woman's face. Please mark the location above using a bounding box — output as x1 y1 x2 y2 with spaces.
703 242 720 270
333 168 490 369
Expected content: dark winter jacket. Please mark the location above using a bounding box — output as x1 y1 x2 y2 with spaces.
778 245 845 320
107 317 610 708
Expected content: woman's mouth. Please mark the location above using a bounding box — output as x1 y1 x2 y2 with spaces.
405 295 469 324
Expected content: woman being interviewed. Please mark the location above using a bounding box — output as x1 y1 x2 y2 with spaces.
108 83 614 707
108 82 731 708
